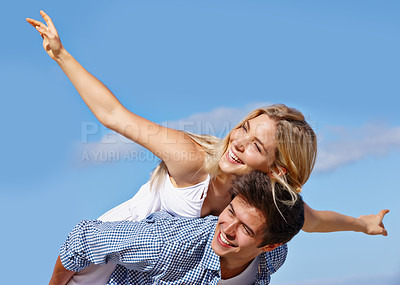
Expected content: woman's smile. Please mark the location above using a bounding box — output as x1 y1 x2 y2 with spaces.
226 148 244 165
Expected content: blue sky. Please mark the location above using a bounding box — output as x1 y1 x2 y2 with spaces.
1 0 399 284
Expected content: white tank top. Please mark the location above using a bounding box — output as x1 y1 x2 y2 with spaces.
160 173 210 218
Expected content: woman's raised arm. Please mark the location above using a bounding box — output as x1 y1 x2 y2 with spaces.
302 203 389 236
26 11 205 184
27 11 122 127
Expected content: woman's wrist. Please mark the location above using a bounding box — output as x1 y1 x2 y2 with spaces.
54 47 70 66
352 216 367 233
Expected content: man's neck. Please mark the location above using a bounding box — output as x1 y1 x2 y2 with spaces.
219 257 254 280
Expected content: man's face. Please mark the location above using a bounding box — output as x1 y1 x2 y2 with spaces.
211 195 272 264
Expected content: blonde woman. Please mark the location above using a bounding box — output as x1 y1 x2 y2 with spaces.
27 11 389 285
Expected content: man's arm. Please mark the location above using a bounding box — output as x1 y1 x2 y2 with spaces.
49 256 75 285
57 219 162 277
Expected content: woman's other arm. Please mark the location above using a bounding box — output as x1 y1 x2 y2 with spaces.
302 203 389 235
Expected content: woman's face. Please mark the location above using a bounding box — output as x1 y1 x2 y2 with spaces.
219 114 277 176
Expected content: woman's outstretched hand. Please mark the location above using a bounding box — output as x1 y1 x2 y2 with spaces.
359 209 389 236
26 10 64 61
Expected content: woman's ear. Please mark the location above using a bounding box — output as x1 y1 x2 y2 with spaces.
276 166 287 176
268 166 287 178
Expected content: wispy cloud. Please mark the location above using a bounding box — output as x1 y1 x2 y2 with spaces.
73 103 269 164
73 104 400 170
74 131 155 165
161 102 270 137
315 123 400 172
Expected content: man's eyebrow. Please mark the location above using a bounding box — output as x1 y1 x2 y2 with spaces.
247 121 266 152
230 202 256 236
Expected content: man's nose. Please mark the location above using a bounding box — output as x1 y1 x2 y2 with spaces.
224 221 238 240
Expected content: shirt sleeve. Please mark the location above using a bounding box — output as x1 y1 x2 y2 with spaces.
60 219 163 273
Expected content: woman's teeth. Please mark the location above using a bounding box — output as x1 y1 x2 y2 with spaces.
229 149 244 164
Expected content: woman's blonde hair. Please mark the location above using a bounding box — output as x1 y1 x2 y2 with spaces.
150 104 317 200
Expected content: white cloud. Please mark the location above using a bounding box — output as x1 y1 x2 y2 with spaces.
315 124 400 173
74 102 270 164
161 102 270 138
73 104 400 171
74 132 156 165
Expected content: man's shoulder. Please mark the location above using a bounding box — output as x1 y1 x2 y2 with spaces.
257 243 288 282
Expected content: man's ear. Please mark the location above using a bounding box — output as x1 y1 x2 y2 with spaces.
260 243 283 252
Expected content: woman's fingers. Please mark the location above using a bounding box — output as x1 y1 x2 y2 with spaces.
378 209 389 236
375 209 389 236
26 18 47 29
378 209 390 220
26 18 47 39
26 17 55 39
35 25 49 37
26 10 58 37
40 10 58 34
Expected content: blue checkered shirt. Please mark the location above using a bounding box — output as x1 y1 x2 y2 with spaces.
60 211 288 284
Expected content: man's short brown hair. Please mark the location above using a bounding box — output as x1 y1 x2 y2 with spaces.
230 171 304 246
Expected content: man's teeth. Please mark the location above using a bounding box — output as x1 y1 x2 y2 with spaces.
229 149 244 164
220 233 233 246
